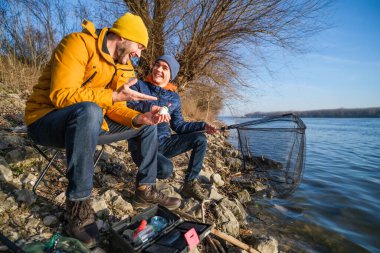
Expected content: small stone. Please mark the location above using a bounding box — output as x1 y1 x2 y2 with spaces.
236 190 251 204
254 235 278 253
43 215 58 226
0 164 13 182
211 173 224 187
16 189 37 206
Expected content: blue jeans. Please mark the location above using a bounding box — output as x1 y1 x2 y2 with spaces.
155 132 207 181
27 102 157 201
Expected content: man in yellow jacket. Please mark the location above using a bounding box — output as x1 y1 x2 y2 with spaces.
25 13 181 247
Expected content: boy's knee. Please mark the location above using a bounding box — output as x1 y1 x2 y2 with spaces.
194 133 207 146
157 155 173 179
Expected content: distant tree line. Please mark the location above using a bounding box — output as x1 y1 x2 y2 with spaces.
246 107 380 118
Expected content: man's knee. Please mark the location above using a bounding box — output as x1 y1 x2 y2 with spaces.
138 125 157 140
141 124 157 134
74 102 103 126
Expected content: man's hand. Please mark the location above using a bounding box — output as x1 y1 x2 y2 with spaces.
112 78 157 102
205 123 218 134
133 107 168 126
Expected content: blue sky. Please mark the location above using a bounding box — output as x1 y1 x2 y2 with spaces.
223 0 380 116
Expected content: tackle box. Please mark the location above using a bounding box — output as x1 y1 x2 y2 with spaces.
111 205 211 253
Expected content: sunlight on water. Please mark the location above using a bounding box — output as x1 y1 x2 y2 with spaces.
219 117 380 253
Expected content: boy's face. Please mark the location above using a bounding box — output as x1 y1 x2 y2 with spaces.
152 60 170 87
115 39 144 65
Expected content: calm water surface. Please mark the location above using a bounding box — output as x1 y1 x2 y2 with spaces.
220 117 380 253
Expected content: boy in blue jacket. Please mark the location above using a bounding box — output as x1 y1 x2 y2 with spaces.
128 55 218 200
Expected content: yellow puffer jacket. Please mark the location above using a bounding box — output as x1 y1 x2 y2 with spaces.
24 19 140 131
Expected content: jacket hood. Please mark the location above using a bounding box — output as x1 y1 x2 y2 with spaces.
81 19 117 66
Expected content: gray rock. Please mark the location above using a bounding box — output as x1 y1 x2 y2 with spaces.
1 135 25 148
5 149 26 164
0 157 8 166
188 247 201 253
0 212 9 225
103 189 119 202
236 190 251 204
254 235 278 253
91 247 106 253
211 173 224 187
92 195 110 217
226 157 242 169
220 198 247 222
55 192 66 205
96 220 110 231
111 196 133 214
254 182 267 192
208 186 224 201
181 198 202 219
215 204 240 237
43 215 58 226
16 189 37 206
8 231 19 241
198 169 212 183
21 173 37 187
0 164 13 182
159 186 182 199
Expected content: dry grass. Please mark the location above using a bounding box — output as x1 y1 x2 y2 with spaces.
0 55 41 98
0 54 218 121
181 95 209 121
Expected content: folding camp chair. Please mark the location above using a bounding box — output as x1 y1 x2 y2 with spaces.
31 143 106 194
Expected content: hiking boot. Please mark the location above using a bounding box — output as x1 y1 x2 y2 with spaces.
132 185 181 210
65 198 99 248
181 179 208 201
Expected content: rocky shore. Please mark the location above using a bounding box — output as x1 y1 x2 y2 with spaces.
0 92 278 253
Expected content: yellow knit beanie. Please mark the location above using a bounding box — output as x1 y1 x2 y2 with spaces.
110 13 149 48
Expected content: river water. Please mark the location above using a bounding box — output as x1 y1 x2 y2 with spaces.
219 117 380 253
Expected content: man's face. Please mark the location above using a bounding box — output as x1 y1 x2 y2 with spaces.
152 60 170 86
115 39 144 65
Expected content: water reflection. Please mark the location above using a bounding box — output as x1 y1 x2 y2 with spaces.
220 117 380 252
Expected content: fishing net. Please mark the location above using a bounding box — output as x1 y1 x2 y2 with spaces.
229 114 306 198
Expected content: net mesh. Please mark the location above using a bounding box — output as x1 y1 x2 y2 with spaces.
233 114 306 198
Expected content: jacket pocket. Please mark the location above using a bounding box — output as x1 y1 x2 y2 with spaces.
81 71 97 87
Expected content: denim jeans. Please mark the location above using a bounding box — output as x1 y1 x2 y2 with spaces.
155 132 207 181
27 102 157 201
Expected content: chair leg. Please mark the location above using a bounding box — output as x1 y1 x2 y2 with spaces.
32 144 106 194
94 145 105 168
32 144 65 176
32 148 60 194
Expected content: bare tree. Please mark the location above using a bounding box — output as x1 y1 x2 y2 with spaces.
0 0 330 117
122 0 330 116
0 0 82 69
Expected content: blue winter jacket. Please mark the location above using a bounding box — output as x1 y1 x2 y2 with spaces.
128 80 205 142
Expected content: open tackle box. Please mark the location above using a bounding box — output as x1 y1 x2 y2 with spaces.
111 204 212 253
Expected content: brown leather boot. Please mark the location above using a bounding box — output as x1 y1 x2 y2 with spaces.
65 198 99 248
132 185 181 210
181 179 208 201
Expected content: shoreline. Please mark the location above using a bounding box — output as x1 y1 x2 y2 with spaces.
0 93 279 253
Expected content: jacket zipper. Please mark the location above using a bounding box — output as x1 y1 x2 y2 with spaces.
81 71 97 87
